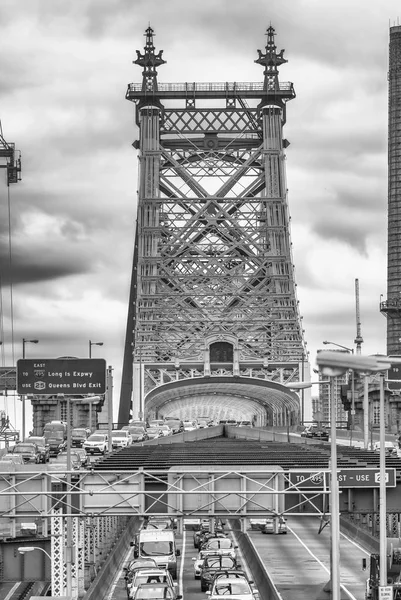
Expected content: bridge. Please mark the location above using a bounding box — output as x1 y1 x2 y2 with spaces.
0 24 398 600
118 24 309 427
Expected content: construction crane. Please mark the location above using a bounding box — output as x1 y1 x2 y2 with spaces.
0 121 21 185
354 278 364 355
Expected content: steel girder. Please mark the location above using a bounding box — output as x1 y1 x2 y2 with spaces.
122 28 308 420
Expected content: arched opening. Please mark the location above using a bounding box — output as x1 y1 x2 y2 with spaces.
209 341 233 365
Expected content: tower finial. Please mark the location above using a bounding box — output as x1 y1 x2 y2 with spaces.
134 26 166 93
255 26 287 92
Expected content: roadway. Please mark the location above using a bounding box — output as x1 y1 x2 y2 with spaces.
103 517 370 600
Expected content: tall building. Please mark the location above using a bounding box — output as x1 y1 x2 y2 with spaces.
316 349 348 426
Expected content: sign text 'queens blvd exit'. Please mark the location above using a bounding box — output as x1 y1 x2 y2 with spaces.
17 358 107 395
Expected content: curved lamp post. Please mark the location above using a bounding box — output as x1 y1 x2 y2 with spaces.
89 340 103 358
316 351 399 595
18 545 51 560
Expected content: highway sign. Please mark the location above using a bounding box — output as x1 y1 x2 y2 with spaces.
387 356 401 390
289 468 396 489
16 358 106 395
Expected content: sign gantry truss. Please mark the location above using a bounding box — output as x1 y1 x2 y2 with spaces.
120 26 308 420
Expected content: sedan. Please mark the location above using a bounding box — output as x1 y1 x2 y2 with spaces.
200 555 240 591
146 427 164 440
127 568 176 598
12 442 41 464
261 517 287 534
207 571 257 600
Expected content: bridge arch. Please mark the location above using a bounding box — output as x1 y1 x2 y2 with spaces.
144 376 300 427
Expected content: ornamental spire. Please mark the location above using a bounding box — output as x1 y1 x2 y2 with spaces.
255 26 287 92
134 26 166 93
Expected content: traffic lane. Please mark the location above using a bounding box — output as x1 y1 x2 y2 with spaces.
248 516 369 600
107 527 258 600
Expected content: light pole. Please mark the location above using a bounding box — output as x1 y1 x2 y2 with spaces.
323 341 355 435
89 340 103 358
18 546 51 591
21 338 39 441
316 351 396 595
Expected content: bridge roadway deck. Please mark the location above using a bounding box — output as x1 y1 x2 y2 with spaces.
103 517 368 600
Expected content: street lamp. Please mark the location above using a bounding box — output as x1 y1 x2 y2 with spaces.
323 341 356 435
316 351 396 593
21 338 39 441
18 546 51 561
89 340 103 358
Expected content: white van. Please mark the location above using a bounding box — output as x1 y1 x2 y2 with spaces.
132 529 180 578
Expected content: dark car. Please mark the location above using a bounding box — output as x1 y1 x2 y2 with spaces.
200 555 240 592
123 426 149 443
198 531 226 550
71 427 91 448
25 436 50 463
12 442 41 464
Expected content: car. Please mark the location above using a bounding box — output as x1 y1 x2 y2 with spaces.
0 453 24 465
157 425 173 437
127 567 176 598
122 426 149 443
71 427 91 448
373 441 398 455
130 420 148 429
11 442 41 464
202 538 237 558
249 518 266 531
198 531 226 550
183 420 198 431
148 420 165 428
131 582 181 600
206 571 257 600
192 550 225 579
200 555 241 592
111 429 132 448
261 516 287 534
124 558 159 590
83 433 109 455
53 450 82 469
24 436 50 463
146 427 164 440
163 419 184 434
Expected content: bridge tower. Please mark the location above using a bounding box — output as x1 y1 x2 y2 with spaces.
119 26 308 423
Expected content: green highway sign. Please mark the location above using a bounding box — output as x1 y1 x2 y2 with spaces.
289 468 396 489
17 358 106 395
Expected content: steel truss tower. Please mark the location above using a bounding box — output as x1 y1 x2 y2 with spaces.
119 26 308 422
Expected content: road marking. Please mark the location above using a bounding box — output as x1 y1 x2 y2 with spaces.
287 525 358 600
3 583 21 600
179 527 186 596
340 530 371 555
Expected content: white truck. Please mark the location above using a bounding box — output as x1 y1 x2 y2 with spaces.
132 528 180 578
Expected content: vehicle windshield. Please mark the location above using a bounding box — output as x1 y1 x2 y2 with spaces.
129 427 144 434
140 541 173 557
147 428 159 434
46 432 64 440
204 556 235 569
112 432 127 438
87 435 105 442
134 573 170 586
72 429 87 436
213 580 250 595
135 587 174 599
13 445 35 453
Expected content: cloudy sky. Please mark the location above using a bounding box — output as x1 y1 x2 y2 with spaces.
0 0 397 427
